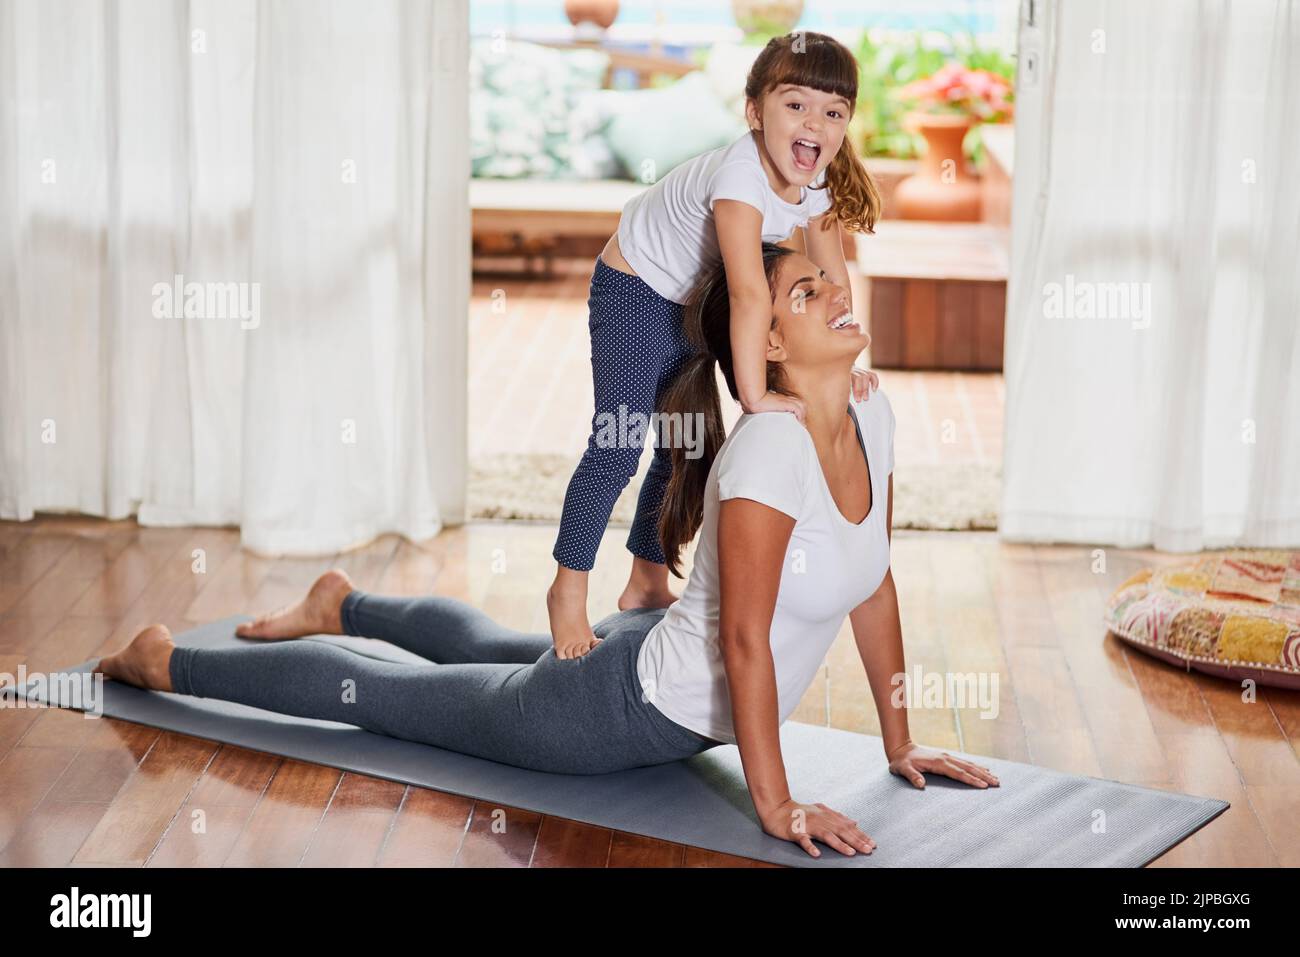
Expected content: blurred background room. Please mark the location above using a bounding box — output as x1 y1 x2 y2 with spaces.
1 0 1297 870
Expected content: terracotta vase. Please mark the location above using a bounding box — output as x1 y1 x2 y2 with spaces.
893 112 981 222
564 0 619 29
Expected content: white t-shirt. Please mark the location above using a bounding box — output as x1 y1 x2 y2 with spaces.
636 390 896 745
616 130 834 304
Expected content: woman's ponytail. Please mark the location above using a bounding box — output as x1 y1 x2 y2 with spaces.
656 352 724 578
656 243 797 577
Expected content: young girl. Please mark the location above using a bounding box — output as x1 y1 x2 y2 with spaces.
549 31 882 658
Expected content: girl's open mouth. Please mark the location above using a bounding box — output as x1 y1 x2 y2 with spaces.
792 138 820 171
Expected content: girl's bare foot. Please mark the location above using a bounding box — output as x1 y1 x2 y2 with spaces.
98 624 176 692
235 569 354 640
547 565 598 659
618 557 677 611
618 585 677 611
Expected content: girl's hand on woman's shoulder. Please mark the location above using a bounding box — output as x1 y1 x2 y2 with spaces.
851 366 879 402
743 389 806 423
887 742 1001 790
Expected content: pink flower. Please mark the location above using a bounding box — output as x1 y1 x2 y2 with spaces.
891 62 1015 121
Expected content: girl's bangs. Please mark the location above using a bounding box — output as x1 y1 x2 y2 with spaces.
764 43 857 105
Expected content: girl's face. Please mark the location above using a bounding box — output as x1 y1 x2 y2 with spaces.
766 253 868 369
748 83 852 188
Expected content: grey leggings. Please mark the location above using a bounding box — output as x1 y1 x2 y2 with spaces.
168 592 721 775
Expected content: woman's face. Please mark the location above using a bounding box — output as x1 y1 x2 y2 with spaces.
749 83 851 188
766 253 869 368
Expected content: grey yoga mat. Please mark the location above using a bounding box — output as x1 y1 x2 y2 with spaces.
6 615 1228 868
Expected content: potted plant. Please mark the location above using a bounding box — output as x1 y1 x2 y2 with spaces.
731 0 804 37
890 62 1014 221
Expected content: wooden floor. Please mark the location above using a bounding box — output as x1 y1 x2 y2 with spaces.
1 515 1296 867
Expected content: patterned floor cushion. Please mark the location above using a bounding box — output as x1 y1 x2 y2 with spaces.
1104 550 1300 689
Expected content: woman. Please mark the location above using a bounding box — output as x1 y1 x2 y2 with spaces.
98 243 998 860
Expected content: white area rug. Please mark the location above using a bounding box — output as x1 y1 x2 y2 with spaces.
469 454 999 531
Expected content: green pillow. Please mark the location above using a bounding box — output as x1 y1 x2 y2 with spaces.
604 71 749 184
470 38 611 179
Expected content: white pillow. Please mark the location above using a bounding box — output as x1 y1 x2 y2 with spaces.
704 43 762 119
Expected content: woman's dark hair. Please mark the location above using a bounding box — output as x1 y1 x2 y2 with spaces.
656 242 797 577
744 31 881 234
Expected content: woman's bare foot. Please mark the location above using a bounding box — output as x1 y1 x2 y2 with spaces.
547 565 598 659
618 557 677 611
98 624 176 692
235 569 354 640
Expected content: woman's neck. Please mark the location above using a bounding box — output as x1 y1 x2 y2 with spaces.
785 366 855 447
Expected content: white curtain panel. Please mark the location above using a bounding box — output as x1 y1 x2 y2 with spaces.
0 0 469 555
1003 0 1300 550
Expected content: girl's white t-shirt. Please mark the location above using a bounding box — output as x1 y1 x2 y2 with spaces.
636 390 896 745
616 130 834 304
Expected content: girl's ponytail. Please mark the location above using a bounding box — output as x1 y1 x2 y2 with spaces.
824 136 882 235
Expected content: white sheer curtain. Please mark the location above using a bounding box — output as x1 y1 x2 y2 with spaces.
1002 0 1300 550
0 0 469 555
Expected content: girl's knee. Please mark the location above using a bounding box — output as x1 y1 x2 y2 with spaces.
577 442 643 481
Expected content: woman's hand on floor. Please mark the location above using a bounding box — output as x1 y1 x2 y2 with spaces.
759 798 875 859
887 743 1000 789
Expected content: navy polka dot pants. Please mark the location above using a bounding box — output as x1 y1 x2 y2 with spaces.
552 257 695 572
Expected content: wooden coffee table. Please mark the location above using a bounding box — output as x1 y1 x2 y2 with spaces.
856 220 1009 371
